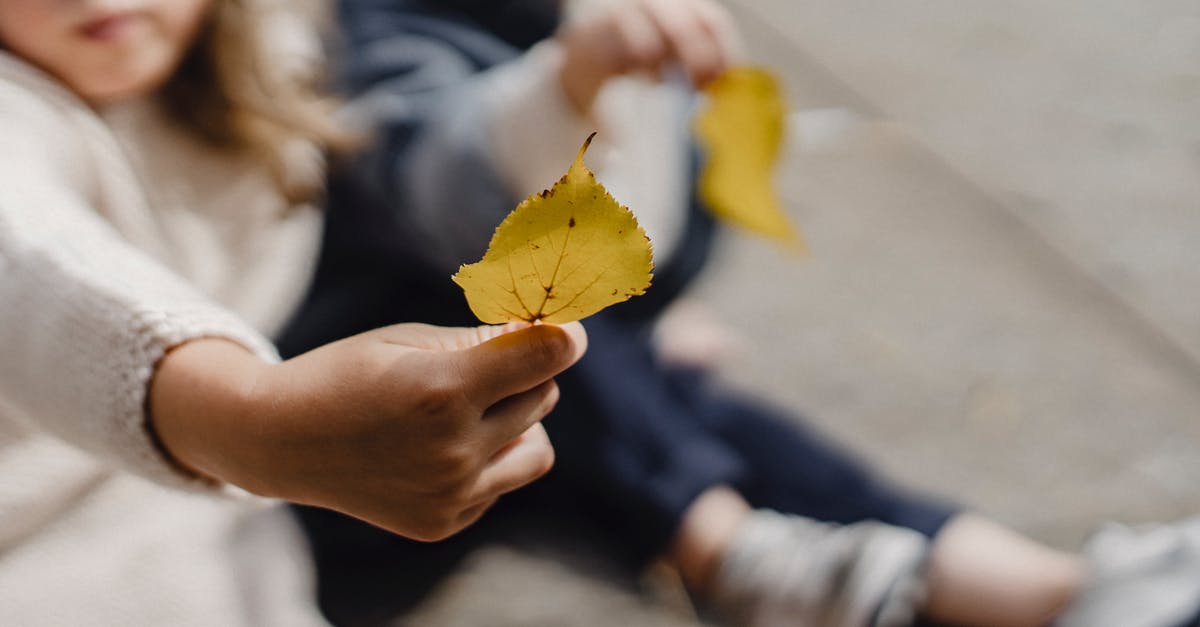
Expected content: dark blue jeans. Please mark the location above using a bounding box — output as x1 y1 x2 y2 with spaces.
276 172 956 625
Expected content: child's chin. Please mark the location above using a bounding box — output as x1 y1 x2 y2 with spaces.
75 64 172 106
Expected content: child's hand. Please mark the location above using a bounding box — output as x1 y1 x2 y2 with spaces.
557 0 739 114
150 322 586 541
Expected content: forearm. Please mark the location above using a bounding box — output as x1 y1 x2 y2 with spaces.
336 3 591 271
147 338 272 492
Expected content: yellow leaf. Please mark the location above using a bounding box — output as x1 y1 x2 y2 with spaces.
695 66 804 249
452 133 654 324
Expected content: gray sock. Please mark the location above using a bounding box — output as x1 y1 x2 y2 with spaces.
1055 516 1200 627
710 510 929 627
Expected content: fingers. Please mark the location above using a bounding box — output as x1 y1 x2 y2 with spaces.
370 321 517 352
612 3 670 75
481 379 559 450
420 423 555 538
640 0 729 87
693 0 743 65
455 322 586 408
473 423 555 500
441 424 554 534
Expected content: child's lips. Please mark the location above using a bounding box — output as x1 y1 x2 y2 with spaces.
79 13 144 42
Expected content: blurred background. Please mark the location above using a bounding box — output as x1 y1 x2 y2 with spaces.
392 1 1200 624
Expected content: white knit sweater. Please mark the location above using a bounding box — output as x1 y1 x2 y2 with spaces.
0 51 329 626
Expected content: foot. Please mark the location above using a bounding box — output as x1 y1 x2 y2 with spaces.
709 510 929 627
651 299 742 370
1055 516 1200 627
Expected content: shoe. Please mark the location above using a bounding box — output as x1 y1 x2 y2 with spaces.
1055 516 1200 627
710 509 929 627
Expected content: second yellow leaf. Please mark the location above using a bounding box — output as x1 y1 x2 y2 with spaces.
695 66 802 248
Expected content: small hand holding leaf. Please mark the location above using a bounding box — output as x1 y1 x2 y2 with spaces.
452 133 654 324
695 66 804 249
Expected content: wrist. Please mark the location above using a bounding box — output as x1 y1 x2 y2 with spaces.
148 337 271 489
559 64 604 116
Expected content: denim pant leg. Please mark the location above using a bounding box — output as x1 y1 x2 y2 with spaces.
663 367 958 538
536 314 959 564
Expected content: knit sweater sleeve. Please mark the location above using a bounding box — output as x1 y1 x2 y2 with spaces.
0 85 278 491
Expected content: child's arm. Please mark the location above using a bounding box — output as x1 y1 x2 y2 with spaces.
335 0 735 274
149 322 584 541
0 79 585 541
0 168 584 540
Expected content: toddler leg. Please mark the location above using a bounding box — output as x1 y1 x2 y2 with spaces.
921 513 1082 627
671 489 1084 627
673 487 928 627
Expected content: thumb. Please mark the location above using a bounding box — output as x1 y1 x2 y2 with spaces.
367 321 542 352
454 322 587 408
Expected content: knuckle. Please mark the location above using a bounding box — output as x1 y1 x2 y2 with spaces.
428 443 489 496
406 500 468 542
414 370 467 420
430 448 476 488
410 517 459 543
429 506 469 540
439 478 477 506
629 39 666 68
408 529 440 543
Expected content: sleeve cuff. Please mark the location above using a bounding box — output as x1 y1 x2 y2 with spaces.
121 306 280 494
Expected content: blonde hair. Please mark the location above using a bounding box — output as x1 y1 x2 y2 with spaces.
161 0 355 205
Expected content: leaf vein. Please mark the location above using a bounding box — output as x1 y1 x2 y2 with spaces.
506 254 535 320
533 219 574 318
543 269 608 319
